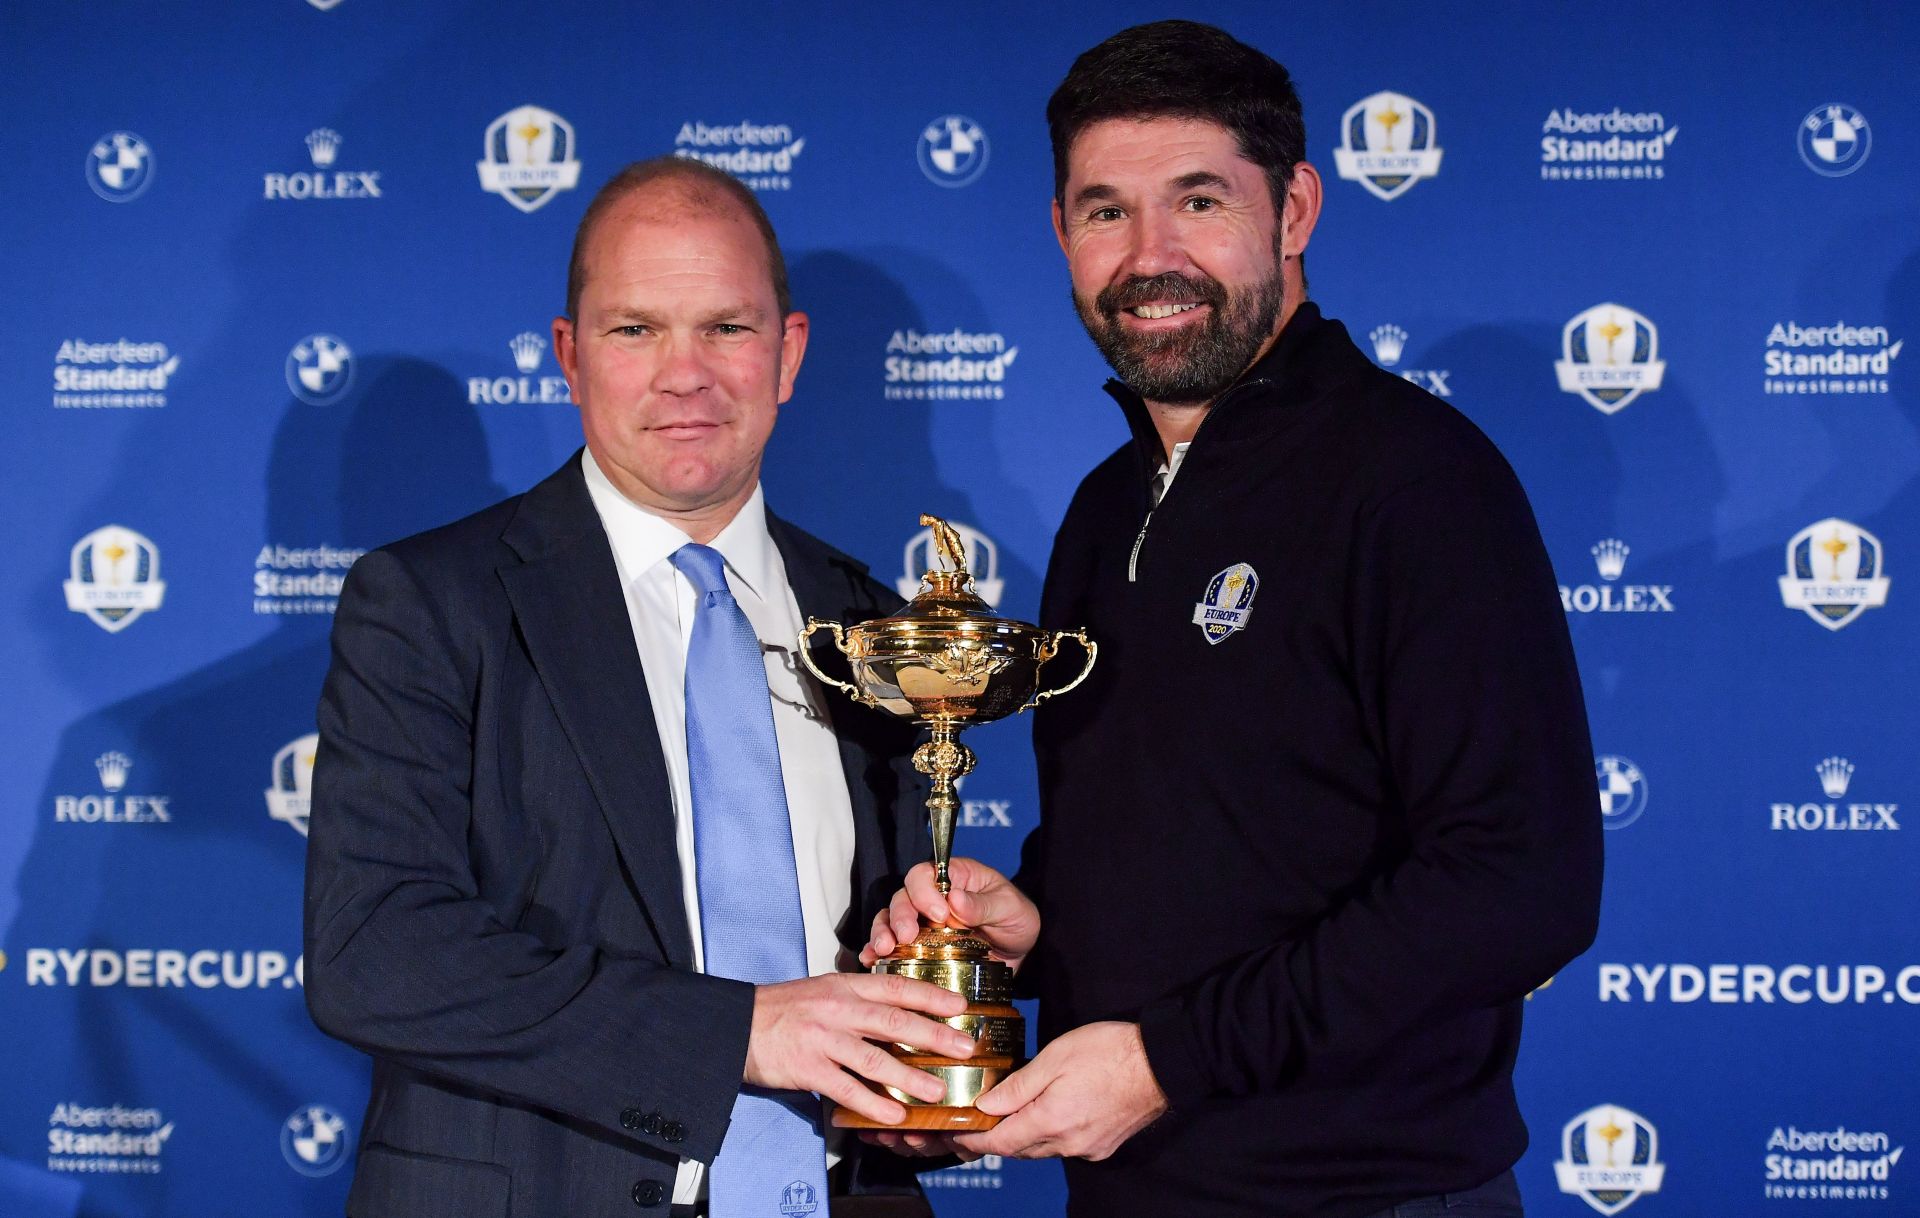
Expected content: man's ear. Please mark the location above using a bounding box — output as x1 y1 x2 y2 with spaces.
551 315 579 404
776 310 810 405
1279 162 1323 259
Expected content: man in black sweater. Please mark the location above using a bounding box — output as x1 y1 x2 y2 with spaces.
862 21 1602 1218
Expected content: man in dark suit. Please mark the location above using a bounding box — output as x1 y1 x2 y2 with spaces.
304 158 975 1218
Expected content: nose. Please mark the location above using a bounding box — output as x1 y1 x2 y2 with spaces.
650 333 714 397
1123 207 1184 279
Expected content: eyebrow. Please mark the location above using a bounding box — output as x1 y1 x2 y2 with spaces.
1070 170 1238 210
601 302 770 327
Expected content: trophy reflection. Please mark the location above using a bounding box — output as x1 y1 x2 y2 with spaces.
800 515 1096 1130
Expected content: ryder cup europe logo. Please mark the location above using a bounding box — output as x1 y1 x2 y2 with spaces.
266 733 319 837
1556 304 1666 414
918 115 990 187
1192 563 1259 645
899 520 1002 607
1556 1105 1666 1215
65 526 166 633
1778 517 1889 631
87 132 154 202
1597 755 1648 830
1333 92 1443 201
477 105 582 213
779 1181 820 1216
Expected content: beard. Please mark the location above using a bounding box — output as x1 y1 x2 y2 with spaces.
1073 257 1286 405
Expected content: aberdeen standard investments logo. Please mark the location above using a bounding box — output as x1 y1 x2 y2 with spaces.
65 526 166 633
918 116 989 187
1766 1124 1905 1202
54 339 178 409
1334 92 1442 201
48 1103 174 1176
1778 518 1889 631
477 105 581 213
1557 304 1665 414
1765 321 1900 395
1556 1105 1666 1215
675 119 805 192
884 328 1016 401
1541 109 1677 182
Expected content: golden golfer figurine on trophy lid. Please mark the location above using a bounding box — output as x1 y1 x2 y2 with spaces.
800 515 1096 1131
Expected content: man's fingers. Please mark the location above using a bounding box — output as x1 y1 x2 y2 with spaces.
973 1056 1045 1116
854 972 969 1018
887 885 923 950
820 1072 907 1127
862 909 895 967
902 862 950 926
832 1037 952 1105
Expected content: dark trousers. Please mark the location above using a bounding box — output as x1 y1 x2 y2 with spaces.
1360 1170 1523 1218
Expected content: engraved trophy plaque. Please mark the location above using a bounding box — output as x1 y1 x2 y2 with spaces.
800 516 1096 1130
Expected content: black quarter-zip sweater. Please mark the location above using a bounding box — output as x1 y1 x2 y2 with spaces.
1017 303 1603 1218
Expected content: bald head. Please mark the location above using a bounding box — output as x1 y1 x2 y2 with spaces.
565 157 791 321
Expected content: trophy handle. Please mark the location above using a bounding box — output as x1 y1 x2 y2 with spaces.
798 618 877 708
1020 628 1097 713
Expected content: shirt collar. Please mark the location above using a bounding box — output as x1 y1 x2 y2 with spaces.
580 448 777 598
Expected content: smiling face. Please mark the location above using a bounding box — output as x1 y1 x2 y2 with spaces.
1054 116 1319 407
552 184 807 539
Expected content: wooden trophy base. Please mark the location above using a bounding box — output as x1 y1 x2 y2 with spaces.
829 925 1023 1131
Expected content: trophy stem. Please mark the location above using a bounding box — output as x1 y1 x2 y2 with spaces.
912 723 975 897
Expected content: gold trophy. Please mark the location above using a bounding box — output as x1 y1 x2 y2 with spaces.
800 515 1096 1130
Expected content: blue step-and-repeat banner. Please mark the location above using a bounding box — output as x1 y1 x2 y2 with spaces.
4 2 1916 1215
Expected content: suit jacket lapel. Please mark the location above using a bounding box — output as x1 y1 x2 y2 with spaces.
496 457 695 968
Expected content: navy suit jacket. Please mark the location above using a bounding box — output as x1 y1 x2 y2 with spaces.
304 455 930 1217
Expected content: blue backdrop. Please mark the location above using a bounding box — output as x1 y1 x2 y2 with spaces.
4 3 1916 1215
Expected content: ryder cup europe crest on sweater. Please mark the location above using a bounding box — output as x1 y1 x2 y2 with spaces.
1193 563 1259 644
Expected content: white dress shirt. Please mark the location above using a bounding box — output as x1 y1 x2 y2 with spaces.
581 449 855 1202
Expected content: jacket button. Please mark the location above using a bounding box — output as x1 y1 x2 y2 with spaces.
641 1112 663 1135
662 1120 685 1144
620 1107 643 1130
632 1179 665 1206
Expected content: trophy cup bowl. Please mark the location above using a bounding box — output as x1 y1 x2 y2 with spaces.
800 516 1095 1130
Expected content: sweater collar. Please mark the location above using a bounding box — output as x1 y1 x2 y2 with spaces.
1103 300 1366 473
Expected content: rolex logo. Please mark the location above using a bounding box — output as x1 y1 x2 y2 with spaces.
94 751 131 793
510 330 547 373
1592 538 1630 582
1369 324 1407 367
1817 756 1855 799
305 128 341 168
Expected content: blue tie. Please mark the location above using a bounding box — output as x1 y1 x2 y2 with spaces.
671 543 828 1218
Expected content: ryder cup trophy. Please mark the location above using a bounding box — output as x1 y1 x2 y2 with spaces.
800 516 1096 1130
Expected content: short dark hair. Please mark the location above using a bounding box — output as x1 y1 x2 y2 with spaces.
565 157 791 320
1047 20 1307 213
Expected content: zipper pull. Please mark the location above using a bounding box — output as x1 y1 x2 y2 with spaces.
1127 511 1153 582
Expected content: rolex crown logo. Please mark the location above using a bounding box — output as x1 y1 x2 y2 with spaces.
305 128 342 168
1817 755 1855 799
1369 324 1407 367
509 330 547 373
95 751 132 793
1592 538 1630 581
